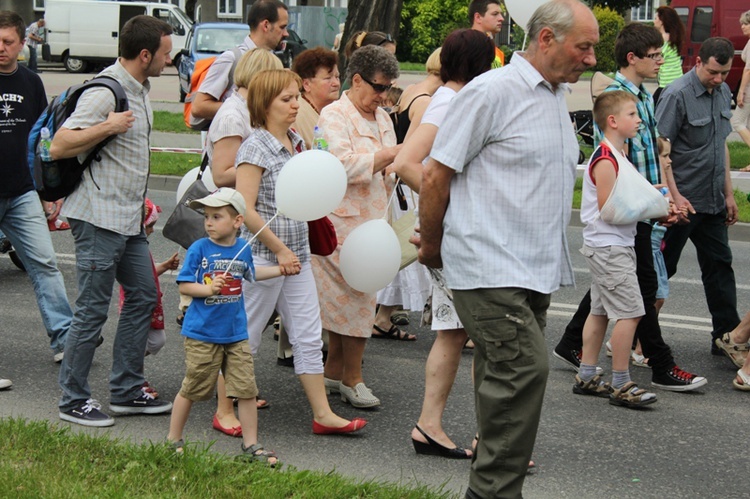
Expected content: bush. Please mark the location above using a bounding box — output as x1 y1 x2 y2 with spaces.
398 0 468 63
593 6 625 73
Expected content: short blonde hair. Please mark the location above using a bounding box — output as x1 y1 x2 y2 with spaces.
741 10 750 25
247 69 302 129
593 90 638 132
234 48 283 89
425 48 441 76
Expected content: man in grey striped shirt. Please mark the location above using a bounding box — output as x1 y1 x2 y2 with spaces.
51 16 175 428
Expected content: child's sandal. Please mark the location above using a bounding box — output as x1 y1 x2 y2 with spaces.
170 439 184 454
240 443 278 467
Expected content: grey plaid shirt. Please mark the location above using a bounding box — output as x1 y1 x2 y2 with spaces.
61 61 152 235
235 127 310 263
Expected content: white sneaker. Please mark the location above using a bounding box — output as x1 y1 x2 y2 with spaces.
54 351 64 363
0 378 12 390
339 382 380 408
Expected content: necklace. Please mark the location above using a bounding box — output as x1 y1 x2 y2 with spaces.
301 94 320 115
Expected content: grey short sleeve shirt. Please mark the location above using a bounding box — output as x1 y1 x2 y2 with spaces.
198 36 256 101
656 68 733 214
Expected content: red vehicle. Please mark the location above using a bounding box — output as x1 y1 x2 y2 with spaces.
670 0 747 103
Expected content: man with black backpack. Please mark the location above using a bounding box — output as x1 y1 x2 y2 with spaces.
0 11 73 390
50 15 174 427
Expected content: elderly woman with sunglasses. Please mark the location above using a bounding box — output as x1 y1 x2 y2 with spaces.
312 45 401 408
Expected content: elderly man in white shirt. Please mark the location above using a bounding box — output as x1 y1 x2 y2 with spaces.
418 1 599 497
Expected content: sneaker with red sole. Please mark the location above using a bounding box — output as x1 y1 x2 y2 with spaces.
652 365 707 392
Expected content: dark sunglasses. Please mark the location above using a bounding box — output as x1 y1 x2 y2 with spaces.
377 33 394 46
359 74 392 93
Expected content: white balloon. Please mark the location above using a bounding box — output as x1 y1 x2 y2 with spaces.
505 0 549 32
275 150 347 222
176 166 217 203
340 219 401 294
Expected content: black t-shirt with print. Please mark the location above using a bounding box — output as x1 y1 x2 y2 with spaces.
0 64 47 198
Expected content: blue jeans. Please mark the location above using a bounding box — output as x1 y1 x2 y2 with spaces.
28 45 38 73
0 190 71 354
58 219 157 411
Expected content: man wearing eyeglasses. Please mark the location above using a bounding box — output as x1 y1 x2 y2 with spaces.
655 37 741 357
554 23 708 392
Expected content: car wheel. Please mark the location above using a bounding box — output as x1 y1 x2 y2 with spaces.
63 55 88 73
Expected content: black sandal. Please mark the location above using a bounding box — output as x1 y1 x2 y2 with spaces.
372 324 416 341
411 425 471 459
239 443 278 467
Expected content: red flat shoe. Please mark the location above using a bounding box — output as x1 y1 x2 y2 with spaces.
212 414 242 437
312 417 367 435
48 219 70 231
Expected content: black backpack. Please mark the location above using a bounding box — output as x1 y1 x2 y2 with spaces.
27 76 129 201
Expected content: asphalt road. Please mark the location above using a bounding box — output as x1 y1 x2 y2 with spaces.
2 184 750 498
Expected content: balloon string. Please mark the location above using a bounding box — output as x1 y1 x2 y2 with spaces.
223 211 279 278
383 177 402 220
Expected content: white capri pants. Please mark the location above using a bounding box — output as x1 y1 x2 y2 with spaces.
732 96 750 132
243 256 324 375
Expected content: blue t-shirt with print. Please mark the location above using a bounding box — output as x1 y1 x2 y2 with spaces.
177 238 255 344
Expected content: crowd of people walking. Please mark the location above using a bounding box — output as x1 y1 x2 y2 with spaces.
2 0 750 496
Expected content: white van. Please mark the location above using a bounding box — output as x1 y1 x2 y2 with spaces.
43 0 192 73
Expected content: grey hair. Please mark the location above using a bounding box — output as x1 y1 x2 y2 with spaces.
345 45 399 84
527 0 578 43
741 10 750 26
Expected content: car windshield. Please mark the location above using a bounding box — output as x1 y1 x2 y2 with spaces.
195 28 248 53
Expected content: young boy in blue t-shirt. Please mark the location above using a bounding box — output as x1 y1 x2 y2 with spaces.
167 188 297 463
575 91 658 409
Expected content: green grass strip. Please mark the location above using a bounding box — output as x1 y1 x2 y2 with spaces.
0 418 453 498
153 111 199 135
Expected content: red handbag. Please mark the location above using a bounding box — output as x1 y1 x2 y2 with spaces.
308 216 337 256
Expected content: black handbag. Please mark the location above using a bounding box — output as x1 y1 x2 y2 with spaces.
162 154 211 249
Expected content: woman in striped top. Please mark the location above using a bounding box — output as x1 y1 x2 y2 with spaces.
653 6 685 106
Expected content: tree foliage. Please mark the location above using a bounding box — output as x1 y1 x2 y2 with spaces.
587 0 643 16
397 0 468 64
593 5 625 73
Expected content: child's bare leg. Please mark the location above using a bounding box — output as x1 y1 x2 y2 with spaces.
168 393 193 447
581 314 608 370
237 398 277 465
654 298 665 315
237 398 259 447
215 374 241 428
610 318 640 373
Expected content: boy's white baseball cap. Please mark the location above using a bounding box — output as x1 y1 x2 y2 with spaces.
189 187 246 215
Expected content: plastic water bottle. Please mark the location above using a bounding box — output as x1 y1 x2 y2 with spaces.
39 127 52 161
312 125 328 151
39 127 60 188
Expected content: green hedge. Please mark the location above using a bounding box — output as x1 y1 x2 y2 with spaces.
593 6 625 73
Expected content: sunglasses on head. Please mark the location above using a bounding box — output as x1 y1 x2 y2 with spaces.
359 74 392 93
377 33 394 46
